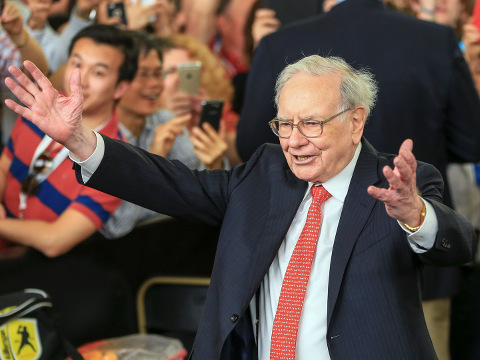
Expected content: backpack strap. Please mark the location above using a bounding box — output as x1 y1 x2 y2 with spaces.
0 289 52 327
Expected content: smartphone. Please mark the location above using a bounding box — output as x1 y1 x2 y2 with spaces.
473 0 480 43
200 100 224 131
178 61 202 95
107 2 128 26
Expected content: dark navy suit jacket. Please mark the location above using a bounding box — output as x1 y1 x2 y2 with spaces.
76 136 475 359
236 0 480 299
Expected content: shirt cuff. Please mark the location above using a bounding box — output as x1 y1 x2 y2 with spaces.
68 131 105 183
399 199 438 253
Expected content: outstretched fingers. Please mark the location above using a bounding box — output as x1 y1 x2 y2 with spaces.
367 184 388 202
4 98 37 121
5 67 38 108
23 61 52 92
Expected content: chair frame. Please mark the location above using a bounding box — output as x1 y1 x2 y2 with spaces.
136 276 210 334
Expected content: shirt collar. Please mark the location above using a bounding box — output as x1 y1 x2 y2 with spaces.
307 142 362 203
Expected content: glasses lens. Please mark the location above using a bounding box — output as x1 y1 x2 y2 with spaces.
299 120 323 137
273 120 292 138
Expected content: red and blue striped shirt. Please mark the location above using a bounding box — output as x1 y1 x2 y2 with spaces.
3 112 124 228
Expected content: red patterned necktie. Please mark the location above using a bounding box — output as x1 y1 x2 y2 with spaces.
270 185 331 359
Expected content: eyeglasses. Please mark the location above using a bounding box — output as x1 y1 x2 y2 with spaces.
21 151 53 195
136 69 164 82
269 108 351 138
161 67 177 79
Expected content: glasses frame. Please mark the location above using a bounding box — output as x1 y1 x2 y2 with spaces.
136 69 164 83
269 108 351 138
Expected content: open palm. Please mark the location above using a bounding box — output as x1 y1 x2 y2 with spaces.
5 61 84 145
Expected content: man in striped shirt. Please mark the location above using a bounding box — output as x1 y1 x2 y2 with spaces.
0 24 137 257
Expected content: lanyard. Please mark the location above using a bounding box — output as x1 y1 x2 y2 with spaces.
18 135 70 218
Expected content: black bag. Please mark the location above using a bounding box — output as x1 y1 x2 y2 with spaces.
0 288 84 360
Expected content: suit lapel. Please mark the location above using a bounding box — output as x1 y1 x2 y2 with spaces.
249 167 307 289
327 140 382 326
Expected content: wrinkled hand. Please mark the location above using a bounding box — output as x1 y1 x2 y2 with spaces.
149 113 191 156
367 139 424 226
1 2 24 39
190 122 227 170
252 8 280 49
4 61 89 156
27 0 52 30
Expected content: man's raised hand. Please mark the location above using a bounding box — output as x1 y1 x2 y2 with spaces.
367 139 425 227
4 61 95 160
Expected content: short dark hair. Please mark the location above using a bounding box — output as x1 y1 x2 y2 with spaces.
153 36 175 54
68 24 139 84
125 30 163 64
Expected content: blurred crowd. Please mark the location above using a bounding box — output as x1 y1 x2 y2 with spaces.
0 0 479 359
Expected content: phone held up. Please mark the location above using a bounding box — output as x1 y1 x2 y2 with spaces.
178 61 202 95
200 100 224 131
107 2 127 26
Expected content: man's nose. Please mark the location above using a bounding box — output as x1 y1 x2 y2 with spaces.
287 125 308 147
80 70 89 87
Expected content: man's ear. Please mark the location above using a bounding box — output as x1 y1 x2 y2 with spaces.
351 106 366 144
113 80 131 100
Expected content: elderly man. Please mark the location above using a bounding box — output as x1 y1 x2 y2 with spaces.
5 55 475 359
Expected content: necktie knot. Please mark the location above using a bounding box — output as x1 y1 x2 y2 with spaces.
311 185 331 205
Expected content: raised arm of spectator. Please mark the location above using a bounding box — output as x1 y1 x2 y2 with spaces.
48 0 70 16
183 0 220 44
251 8 280 49
25 0 102 72
125 0 167 31
2 3 49 76
150 0 178 36
26 0 51 31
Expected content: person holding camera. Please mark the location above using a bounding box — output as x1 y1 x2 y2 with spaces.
99 31 229 239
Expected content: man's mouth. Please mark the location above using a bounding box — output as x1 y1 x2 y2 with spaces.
295 155 311 161
142 94 159 100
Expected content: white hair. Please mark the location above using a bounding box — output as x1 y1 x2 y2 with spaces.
274 55 378 119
